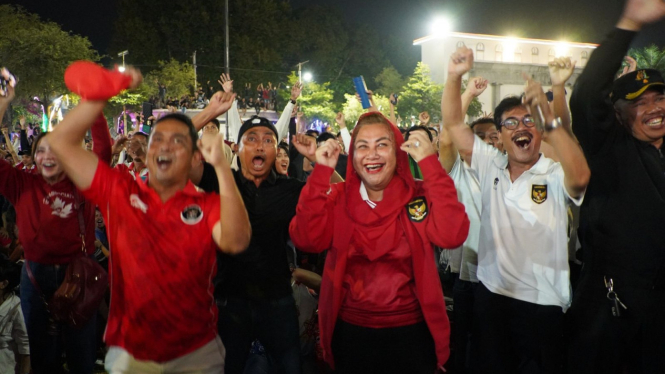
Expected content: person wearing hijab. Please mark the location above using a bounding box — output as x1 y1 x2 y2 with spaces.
289 112 470 373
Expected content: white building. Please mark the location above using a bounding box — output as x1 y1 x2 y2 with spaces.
414 32 598 116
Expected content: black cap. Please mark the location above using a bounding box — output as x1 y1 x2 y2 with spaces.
17 149 30 156
611 69 665 103
237 116 278 143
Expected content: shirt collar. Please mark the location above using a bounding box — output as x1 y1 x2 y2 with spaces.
139 177 202 198
493 153 551 175
359 182 377 209
236 168 278 188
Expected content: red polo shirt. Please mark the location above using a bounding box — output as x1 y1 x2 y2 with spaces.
82 159 221 362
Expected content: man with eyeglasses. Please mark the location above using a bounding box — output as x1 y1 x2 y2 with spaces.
442 47 590 373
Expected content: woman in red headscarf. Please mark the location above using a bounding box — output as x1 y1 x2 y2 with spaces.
289 112 469 373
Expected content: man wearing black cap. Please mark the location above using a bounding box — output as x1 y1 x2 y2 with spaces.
567 1 665 373
192 113 340 374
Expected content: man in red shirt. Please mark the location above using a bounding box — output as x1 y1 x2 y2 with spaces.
49 63 251 373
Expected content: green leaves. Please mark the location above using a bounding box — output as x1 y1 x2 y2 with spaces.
0 5 99 102
626 45 665 75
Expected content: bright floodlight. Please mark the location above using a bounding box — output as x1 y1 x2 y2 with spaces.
303 72 313 82
118 66 126 73
556 42 570 57
431 17 453 37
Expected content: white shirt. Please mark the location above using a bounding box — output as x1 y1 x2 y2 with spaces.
448 155 482 281
470 136 583 311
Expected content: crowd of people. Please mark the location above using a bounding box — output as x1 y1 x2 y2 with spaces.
151 81 283 114
0 0 664 373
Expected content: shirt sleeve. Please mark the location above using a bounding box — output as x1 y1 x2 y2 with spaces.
340 127 352 154
276 101 295 141
205 192 221 231
470 135 502 179
418 155 470 249
552 163 585 207
228 100 243 142
12 304 29 355
90 114 112 164
0 158 29 205
81 158 130 207
289 164 338 253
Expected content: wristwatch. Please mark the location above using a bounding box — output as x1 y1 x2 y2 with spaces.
545 117 561 132
290 99 297 105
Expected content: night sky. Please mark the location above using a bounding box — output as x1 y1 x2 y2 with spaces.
6 0 665 54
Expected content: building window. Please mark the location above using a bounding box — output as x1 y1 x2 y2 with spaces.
548 49 556 62
514 47 522 63
495 44 504 62
581 51 588 60
476 43 485 60
456 41 466 48
531 47 539 63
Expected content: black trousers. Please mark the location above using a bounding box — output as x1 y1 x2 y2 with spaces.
331 319 437 374
470 283 564 374
566 274 665 374
452 278 478 374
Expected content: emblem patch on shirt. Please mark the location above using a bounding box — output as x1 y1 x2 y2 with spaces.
130 194 148 213
407 196 428 222
532 184 548 204
181 205 203 225
50 197 73 218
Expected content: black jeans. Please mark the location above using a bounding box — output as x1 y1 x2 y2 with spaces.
331 319 437 374
217 295 301 374
470 283 564 374
452 278 478 374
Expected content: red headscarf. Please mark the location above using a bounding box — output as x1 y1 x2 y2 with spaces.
343 112 416 258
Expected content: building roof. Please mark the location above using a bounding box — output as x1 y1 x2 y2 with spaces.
413 32 598 49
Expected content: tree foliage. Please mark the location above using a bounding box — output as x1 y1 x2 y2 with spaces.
374 66 407 97
340 93 393 131
140 59 196 100
0 5 99 103
398 63 444 122
626 45 665 76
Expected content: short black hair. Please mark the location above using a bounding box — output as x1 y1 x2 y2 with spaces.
317 132 336 144
278 141 289 154
152 113 199 152
470 117 497 130
494 96 524 131
0 259 20 293
405 125 433 142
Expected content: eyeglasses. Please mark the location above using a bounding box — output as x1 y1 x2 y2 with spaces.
500 116 536 130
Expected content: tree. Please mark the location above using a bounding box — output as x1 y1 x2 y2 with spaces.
397 62 444 122
340 93 393 131
140 59 196 100
0 5 99 103
374 66 407 97
626 45 665 75
279 72 337 125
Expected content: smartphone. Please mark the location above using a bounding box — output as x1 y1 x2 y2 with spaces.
352 76 371 109
0 69 16 97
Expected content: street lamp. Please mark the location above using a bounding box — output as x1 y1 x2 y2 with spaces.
118 50 129 72
431 17 453 37
303 72 313 82
117 50 129 132
296 60 310 84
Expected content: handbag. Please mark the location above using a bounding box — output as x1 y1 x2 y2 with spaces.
26 190 108 328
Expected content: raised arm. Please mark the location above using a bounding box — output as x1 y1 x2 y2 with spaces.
442 47 477 165
292 134 344 183
402 130 469 248
289 140 342 253
50 64 141 190
524 76 590 198
199 132 251 254
191 91 236 132
571 0 665 154
89 114 113 164
275 83 302 141
2 128 19 165
335 112 352 154
548 57 575 133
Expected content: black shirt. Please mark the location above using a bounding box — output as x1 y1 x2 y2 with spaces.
197 162 305 300
571 28 665 290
